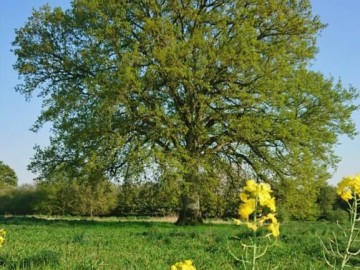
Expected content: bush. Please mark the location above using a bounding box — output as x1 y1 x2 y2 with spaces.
327 208 349 223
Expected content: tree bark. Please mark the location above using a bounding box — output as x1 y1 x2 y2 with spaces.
175 192 203 225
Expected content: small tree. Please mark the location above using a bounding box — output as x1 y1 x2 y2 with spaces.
317 184 337 220
71 179 118 217
35 170 118 217
0 161 18 187
0 184 37 215
275 178 321 221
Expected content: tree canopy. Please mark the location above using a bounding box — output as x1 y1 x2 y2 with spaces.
13 0 358 224
0 161 18 187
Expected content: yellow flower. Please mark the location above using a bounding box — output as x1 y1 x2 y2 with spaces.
337 176 351 194
170 260 196 270
239 192 249 202
266 213 277 223
337 175 360 202
234 219 242 225
259 182 272 194
259 213 277 225
246 222 258 231
353 175 360 194
239 199 256 220
244 179 258 193
262 197 276 212
340 190 353 202
237 180 279 236
267 222 280 237
0 229 6 247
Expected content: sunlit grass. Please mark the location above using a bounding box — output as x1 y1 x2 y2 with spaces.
0 217 356 269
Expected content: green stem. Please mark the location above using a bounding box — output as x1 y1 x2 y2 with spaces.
251 196 258 270
252 234 256 270
340 196 358 270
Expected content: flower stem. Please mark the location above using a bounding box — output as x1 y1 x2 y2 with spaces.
340 196 358 270
251 196 258 270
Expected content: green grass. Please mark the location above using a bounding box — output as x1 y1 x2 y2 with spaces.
0 216 357 269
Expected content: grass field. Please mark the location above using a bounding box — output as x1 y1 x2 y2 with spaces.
0 216 358 269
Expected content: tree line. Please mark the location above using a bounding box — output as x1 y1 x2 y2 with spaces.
0 161 349 222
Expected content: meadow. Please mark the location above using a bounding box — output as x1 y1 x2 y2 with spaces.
0 216 358 269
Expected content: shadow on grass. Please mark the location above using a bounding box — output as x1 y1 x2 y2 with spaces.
0 250 60 270
0 215 171 229
0 216 231 230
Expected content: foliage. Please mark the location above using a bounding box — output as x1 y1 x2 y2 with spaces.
319 175 360 269
327 208 349 223
35 175 118 217
0 178 346 221
116 181 180 217
12 0 359 224
275 178 321 221
0 185 38 215
0 161 17 187
317 184 337 220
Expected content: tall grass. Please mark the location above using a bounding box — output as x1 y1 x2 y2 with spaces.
0 217 355 269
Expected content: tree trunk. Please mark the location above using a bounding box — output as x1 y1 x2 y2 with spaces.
176 193 203 225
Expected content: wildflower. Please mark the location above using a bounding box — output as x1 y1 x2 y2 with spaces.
246 222 258 231
239 192 249 202
320 175 360 270
0 229 6 247
234 219 242 225
244 179 258 193
337 174 360 201
267 222 280 237
340 190 353 202
239 199 256 220
235 179 280 237
170 259 196 270
232 180 279 269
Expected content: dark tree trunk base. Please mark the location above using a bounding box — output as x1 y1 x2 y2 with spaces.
175 194 203 225
175 212 203 225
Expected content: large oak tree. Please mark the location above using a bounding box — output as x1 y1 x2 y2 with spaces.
13 0 358 224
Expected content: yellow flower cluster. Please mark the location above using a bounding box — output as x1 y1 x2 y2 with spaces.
0 229 6 247
170 260 196 270
337 174 360 202
235 180 280 237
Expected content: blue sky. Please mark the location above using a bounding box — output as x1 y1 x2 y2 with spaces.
0 1 359 185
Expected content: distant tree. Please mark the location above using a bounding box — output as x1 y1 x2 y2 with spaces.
71 178 118 217
0 161 18 187
317 184 337 220
35 177 77 215
276 178 321 221
116 179 181 216
13 0 358 224
0 184 37 215
35 172 118 217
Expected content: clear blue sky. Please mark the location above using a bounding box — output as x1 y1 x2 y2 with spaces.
0 1 359 185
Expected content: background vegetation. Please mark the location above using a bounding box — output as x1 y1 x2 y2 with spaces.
0 169 349 223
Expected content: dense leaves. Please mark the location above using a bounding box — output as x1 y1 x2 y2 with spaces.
13 0 358 223
0 161 18 187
